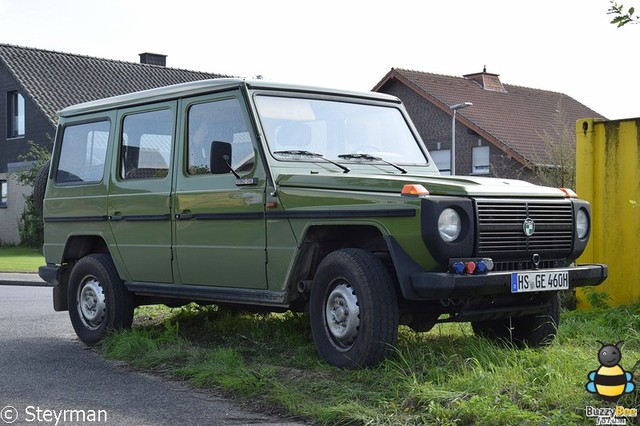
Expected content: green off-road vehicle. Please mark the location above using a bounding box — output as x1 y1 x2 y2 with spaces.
37 79 607 368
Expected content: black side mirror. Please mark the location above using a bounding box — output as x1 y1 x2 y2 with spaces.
210 141 232 175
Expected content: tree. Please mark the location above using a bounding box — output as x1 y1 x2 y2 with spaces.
608 1 639 27
15 140 51 247
534 103 576 189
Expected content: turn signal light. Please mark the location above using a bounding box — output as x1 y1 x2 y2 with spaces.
560 188 578 198
401 184 429 196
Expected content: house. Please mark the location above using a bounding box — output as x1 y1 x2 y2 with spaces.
373 67 606 182
0 44 227 244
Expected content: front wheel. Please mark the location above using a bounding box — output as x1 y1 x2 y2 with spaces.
68 254 135 345
471 293 560 347
309 249 399 368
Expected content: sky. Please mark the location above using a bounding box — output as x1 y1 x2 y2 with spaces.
1 0 638 120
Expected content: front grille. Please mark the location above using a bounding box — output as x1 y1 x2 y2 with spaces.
475 198 574 261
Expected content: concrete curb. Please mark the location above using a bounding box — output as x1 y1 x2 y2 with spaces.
0 273 51 287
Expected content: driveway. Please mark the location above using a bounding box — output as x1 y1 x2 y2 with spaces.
0 283 305 425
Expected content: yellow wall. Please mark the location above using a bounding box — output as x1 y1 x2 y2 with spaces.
576 118 640 307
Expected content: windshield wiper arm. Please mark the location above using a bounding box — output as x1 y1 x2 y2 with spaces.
274 150 350 173
338 153 407 174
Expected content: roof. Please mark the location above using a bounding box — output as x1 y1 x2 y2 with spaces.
61 78 401 117
373 68 606 166
0 43 228 123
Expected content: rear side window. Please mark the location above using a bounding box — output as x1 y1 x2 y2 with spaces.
121 109 172 180
56 121 110 184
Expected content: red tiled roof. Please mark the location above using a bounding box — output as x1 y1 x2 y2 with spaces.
373 68 606 166
0 44 229 124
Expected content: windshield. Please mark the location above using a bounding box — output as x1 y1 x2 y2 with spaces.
254 95 428 165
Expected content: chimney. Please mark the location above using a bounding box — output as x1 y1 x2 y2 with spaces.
463 66 506 93
139 52 167 67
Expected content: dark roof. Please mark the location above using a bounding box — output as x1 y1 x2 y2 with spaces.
373 68 606 166
0 44 229 124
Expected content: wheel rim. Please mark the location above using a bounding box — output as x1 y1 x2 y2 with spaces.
324 281 360 349
76 276 106 330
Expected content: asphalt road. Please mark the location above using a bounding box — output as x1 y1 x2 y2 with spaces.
0 284 305 426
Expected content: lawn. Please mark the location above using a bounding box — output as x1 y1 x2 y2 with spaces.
100 302 640 425
0 246 44 273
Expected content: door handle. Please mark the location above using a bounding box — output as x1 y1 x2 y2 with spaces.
176 211 194 220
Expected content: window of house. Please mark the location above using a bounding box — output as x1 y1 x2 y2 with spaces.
7 91 25 138
1 180 7 208
472 145 490 174
56 120 110 184
431 149 451 175
121 109 172 180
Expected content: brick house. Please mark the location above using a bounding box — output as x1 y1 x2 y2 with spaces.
0 44 226 244
373 68 606 181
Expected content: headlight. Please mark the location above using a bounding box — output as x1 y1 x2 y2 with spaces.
576 208 589 239
438 208 461 242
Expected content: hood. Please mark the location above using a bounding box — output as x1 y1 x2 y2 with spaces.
276 172 568 198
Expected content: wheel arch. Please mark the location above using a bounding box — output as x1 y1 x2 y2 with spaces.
285 224 399 306
53 235 119 312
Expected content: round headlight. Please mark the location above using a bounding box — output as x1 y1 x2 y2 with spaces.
576 208 589 239
438 208 462 242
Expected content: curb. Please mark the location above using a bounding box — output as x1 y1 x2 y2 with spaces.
0 273 51 287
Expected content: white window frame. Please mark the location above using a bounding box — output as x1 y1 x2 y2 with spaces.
431 149 451 175
1 180 7 208
7 91 25 138
472 145 490 175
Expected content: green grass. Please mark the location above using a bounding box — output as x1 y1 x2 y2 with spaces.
99 303 640 425
0 246 44 273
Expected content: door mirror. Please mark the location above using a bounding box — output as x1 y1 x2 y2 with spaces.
210 141 232 175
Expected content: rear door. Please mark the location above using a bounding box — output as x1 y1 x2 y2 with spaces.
108 103 176 283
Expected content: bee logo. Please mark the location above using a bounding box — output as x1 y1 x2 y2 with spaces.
586 340 635 401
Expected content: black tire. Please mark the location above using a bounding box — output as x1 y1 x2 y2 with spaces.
68 254 135 345
33 160 50 217
471 293 560 347
309 248 399 368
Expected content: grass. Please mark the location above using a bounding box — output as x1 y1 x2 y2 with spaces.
0 245 44 273
99 303 640 425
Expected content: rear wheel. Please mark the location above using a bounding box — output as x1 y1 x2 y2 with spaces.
471 293 560 347
68 254 135 345
309 248 399 368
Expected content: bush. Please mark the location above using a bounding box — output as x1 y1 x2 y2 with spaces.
15 141 51 247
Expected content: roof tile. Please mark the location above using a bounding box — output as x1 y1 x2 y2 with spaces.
0 44 229 123
374 68 606 165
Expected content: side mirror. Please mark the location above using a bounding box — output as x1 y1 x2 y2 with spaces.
210 141 232 175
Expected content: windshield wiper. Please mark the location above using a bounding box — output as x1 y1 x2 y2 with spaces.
273 150 350 173
338 153 407 174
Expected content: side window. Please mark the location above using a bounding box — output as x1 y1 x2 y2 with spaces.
121 109 172 180
0 180 7 208
187 98 254 175
56 121 110 184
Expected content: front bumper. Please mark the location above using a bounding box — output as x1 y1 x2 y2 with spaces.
409 263 607 300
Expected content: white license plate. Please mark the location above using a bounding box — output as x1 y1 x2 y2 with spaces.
511 271 569 293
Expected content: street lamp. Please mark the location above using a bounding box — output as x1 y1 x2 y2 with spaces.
449 102 472 176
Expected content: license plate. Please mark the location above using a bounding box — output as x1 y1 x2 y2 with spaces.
511 271 569 293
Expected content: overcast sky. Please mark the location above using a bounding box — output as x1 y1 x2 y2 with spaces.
1 0 637 120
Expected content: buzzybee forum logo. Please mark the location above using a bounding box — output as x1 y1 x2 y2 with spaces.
586 341 635 401
585 341 638 425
